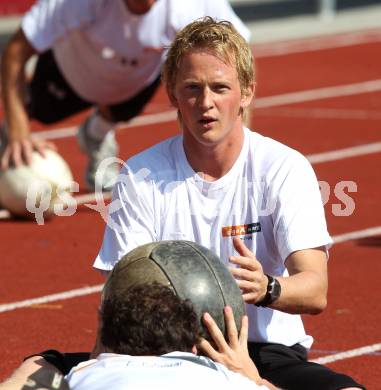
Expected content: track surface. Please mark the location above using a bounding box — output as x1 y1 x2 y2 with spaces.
0 30 380 388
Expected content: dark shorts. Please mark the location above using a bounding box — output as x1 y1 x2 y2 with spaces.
27 50 161 124
248 342 365 390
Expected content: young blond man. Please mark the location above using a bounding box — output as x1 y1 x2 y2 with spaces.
95 17 364 390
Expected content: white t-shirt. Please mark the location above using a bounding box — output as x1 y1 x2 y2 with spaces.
21 0 250 104
94 128 332 348
66 352 268 389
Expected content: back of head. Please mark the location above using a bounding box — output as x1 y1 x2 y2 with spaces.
162 16 254 99
101 283 200 355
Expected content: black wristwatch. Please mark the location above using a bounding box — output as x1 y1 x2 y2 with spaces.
255 274 281 307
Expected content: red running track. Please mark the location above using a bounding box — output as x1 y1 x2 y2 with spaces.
0 30 380 388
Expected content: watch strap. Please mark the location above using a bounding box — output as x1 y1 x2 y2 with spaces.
255 274 281 307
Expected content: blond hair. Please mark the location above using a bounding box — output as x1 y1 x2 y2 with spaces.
162 17 254 100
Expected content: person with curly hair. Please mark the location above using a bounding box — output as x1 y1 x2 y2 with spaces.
0 283 273 390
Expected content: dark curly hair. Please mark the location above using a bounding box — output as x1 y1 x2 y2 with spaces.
100 283 202 355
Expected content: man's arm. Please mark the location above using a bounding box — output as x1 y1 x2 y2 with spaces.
0 28 54 170
273 246 328 314
229 237 328 314
0 356 68 390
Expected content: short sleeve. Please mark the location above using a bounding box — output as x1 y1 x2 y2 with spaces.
21 0 98 52
270 153 332 261
93 165 157 271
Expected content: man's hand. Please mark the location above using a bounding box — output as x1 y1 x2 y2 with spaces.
198 306 261 383
228 237 268 305
229 237 328 314
1 137 56 170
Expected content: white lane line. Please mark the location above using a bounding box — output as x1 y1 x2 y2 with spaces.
307 142 381 164
255 107 381 120
0 192 112 220
310 343 381 364
33 126 77 140
333 226 381 244
1 226 381 314
73 192 112 205
28 79 381 140
33 110 177 140
254 79 381 108
0 285 103 313
253 29 381 58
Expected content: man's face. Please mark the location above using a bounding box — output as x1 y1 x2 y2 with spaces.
170 49 253 149
125 0 156 14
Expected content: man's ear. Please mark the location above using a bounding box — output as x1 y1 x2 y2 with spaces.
168 89 179 108
191 345 198 355
241 82 255 109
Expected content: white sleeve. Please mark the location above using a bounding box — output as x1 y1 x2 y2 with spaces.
93 165 157 271
270 152 333 261
21 0 99 52
167 0 251 42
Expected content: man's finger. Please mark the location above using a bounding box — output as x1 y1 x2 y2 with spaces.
21 140 34 165
197 338 218 358
224 306 239 347
33 140 57 158
198 338 220 362
234 279 257 291
229 256 262 279
10 143 23 168
44 141 57 151
238 315 249 348
202 312 227 351
0 148 10 170
242 291 260 303
232 236 254 258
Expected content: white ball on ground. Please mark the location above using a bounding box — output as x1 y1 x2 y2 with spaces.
0 149 74 220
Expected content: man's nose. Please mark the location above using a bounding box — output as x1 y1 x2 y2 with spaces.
198 88 213 110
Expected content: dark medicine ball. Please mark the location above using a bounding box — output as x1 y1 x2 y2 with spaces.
104 240 245 338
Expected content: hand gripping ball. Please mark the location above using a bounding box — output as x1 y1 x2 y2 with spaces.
103 240 246 338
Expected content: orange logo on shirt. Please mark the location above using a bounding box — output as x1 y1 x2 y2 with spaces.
222 223 261 237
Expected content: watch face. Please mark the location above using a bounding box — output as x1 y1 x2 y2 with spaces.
256 275 281 307
271 277 281 300
267 276 281 301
